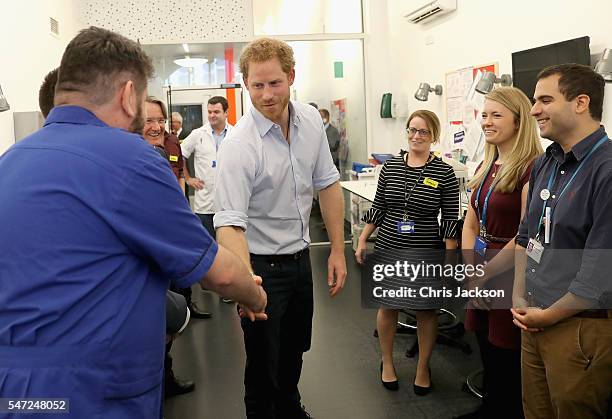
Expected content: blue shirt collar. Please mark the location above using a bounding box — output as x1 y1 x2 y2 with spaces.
547 125 607 163
251 101 301 138
44 105 108 128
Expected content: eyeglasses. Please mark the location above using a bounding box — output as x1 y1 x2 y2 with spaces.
406 127 431 137
145 118 167 125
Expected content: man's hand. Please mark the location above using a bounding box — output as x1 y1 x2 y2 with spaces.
510 307 556 332
328 250 347 297
238 275 268 321
186 177 205 190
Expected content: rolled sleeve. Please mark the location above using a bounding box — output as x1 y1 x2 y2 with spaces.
313 124 340 190
439 166 460 239
213 209 248 230
214 138 256 229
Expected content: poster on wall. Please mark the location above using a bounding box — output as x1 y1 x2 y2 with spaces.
442 62 498 163
331 98 348 164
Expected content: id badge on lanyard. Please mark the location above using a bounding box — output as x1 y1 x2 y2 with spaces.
474 236 487 257
397 220 415 234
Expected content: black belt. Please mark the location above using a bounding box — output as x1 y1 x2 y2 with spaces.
250 247 309 263
575 310 612 319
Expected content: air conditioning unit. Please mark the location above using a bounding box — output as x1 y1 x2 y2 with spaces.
404 0 457 24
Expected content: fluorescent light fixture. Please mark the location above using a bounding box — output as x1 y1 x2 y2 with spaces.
182 43 189 53
475 72 512 94
174 56 208 67
595 48 612 81
414 83 443 101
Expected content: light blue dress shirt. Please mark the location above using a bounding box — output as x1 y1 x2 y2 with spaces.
212 125 228 151
214 101 340 255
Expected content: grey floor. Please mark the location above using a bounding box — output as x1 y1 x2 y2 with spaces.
164 215 483 419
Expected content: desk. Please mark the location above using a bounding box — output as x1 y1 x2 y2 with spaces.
340 180 376 202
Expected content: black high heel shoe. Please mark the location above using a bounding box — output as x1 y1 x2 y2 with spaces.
413 367 432 396
380 362 399 391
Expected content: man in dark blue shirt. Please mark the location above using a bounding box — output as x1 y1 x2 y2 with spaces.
513 64 612 419
0 27 266 419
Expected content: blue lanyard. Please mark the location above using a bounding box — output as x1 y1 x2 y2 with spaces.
474 162 499 230
537 135 609 233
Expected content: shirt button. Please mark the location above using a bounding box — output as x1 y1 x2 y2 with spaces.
531 269 535 273
552 195 556 199
560 170 565 175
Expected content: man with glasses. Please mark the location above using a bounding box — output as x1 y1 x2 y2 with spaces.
144 97 185 193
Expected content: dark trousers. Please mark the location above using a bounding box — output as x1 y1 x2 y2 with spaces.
196 213 216 239
476 331 524 419
243 249 313 419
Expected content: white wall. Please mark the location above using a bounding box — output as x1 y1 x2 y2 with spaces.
289 40 367 167
368 0 612 154
0 0 84 153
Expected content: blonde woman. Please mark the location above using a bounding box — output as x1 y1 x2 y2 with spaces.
356 110 459 395
459 87 542 419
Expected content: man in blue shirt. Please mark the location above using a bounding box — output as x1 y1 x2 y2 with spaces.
513 64 612 418
215 38 347 419
0 27 266 419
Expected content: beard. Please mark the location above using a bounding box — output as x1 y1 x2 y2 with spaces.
254 90 291 123
128 101 145 134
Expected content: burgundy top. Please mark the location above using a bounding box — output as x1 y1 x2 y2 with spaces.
163 131 184 181
465 161 533 350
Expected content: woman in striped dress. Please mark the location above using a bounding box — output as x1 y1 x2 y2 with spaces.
355 110 459 395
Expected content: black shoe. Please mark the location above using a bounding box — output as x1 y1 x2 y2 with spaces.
380 362 399 391
413 367 432 396
188 302 212 319
164 375 195 398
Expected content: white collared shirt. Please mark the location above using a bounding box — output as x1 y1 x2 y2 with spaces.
182 122 233 214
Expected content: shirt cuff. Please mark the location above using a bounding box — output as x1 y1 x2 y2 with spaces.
213 209 248 231
313 171 340 191
362 207 385 227
568 280 603 305
440 219 458 239
172 240 219 289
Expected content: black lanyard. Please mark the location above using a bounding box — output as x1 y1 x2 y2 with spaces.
402 152 431 221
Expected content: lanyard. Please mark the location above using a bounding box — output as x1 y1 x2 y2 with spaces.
403 152 431 221
474 162 500 232
536 135 609 236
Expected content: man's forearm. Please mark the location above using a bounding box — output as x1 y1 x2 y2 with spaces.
545 292 594 322
216 226 253 272
183 161 192 180
200 245 263 311
318 181 345 253
513 244 528 307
